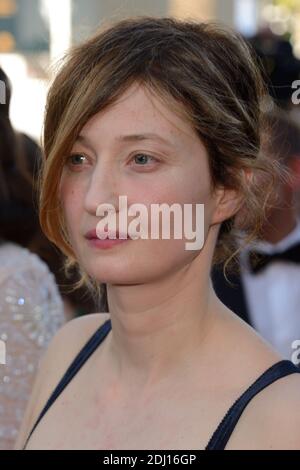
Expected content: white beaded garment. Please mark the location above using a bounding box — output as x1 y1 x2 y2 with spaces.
0 242 65 450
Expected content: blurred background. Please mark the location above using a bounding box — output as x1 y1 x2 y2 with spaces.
1 0 300 141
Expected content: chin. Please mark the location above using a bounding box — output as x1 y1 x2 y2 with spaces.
85 261 167 286
83 263 138 285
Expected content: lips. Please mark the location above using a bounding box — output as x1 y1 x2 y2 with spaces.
84 228 128 240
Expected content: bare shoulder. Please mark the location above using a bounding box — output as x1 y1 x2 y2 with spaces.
226 366 300 450
15 312 110 449
32 312 110 390
213 303 300 449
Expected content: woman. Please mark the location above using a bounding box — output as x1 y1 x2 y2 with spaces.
16 17 300 450
0 67 65 450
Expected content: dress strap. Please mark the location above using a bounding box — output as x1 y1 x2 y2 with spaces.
205 360 300 450
23 318 112 449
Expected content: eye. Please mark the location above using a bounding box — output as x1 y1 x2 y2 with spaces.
131 153 158 166
65 153 89 168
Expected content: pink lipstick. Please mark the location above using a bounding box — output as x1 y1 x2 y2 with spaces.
84 228 130 250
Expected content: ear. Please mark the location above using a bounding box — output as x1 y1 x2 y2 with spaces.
287 156 300 191
210 169 251 226
210 187 242 225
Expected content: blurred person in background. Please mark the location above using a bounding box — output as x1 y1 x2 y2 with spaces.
212 108 300 363
0 66 65 450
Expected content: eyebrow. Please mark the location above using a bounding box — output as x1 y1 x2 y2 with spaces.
76 132 174 148
116 133 174 147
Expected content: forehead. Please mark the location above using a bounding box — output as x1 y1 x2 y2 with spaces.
80 82 200 149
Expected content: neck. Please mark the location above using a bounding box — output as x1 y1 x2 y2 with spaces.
104 252 221 390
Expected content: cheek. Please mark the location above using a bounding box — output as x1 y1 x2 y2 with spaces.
127 167 211 206
126 170 211 251
135 167 213 228
59 175 85 239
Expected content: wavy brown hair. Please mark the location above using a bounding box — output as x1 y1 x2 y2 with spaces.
38 16 284 311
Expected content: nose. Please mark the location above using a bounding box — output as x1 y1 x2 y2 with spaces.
84 159 119 216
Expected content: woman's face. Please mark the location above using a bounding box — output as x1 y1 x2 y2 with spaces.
59 82 222 284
